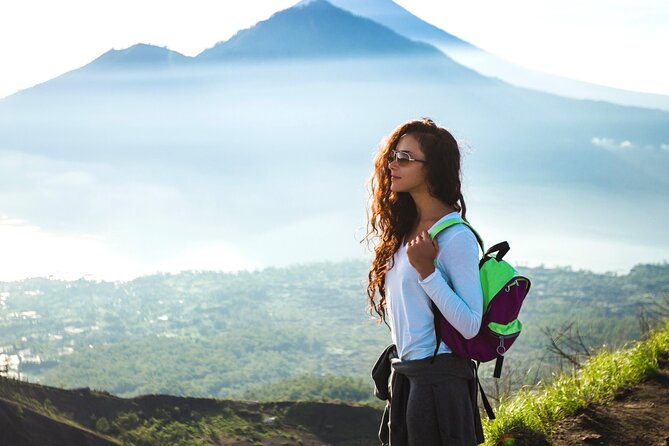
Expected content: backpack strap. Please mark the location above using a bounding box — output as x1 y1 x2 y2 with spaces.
493 355 504 379
428 218 485 255
428 217 484 363
474 361 496 419
431 302 441 363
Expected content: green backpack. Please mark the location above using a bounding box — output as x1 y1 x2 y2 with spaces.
429 217 532 418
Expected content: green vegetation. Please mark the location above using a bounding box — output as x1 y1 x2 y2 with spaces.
483 322 669 445
240 374 382 408
1 261 668 405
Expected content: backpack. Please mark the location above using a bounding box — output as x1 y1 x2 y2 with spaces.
428 217 531 418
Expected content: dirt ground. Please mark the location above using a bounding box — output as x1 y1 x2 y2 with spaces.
549 360 669 446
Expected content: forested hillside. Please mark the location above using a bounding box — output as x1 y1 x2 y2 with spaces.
1 261 667 401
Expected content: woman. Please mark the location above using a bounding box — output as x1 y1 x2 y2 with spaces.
366 118 485 445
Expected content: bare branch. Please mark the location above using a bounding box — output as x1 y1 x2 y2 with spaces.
542 322 593 369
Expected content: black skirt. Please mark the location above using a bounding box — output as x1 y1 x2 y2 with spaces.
384 352 485 445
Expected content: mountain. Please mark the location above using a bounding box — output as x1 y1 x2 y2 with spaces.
197 0 440 60
81 43 191 71
322 0 669 111
1 43 192 102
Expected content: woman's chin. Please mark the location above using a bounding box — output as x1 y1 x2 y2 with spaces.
390 184 407 193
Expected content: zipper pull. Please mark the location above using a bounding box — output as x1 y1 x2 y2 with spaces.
504 279 519 293
496 336 506 356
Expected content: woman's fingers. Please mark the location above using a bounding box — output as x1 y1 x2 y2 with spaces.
406 231 440 255
408 232 434 247
405 231 438 277
407 232 436 252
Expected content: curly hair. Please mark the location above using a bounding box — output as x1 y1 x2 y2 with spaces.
364 118 469 323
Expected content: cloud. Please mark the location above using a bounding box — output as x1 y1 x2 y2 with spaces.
590 138 669 154
591 137 636 150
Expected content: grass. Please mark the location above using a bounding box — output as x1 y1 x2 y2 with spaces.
482 321 669 446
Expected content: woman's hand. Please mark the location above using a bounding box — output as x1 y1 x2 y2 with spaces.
406 230 439 280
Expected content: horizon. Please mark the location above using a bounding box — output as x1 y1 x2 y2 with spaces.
2 255 666 284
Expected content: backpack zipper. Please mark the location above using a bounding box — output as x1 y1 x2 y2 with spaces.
490 329 521 356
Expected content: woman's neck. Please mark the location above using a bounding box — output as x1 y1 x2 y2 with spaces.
411 190 455 224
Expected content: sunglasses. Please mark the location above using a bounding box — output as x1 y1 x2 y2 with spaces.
387 150 427 166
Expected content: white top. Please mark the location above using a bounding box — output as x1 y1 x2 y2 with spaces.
385 212 484 361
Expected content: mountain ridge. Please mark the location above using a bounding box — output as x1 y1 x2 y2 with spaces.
84 43 191 71
0 376 381 445
197 0 441 60
4 0 666 110
4 0 470 90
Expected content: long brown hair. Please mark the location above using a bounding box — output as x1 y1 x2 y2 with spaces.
364 118 468 323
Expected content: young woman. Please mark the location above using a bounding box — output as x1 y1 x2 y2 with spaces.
366 118 485 445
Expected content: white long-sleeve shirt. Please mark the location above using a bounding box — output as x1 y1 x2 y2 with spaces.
385 211 484 361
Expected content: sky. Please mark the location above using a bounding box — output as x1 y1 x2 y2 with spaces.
0 0 668 99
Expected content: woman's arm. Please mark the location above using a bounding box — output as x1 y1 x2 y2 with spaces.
418 229 483 339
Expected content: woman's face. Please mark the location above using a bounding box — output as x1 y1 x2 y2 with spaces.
388 133 429 194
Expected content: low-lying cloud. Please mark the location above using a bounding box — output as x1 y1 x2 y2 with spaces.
591 137 635 150
591 137 669 153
